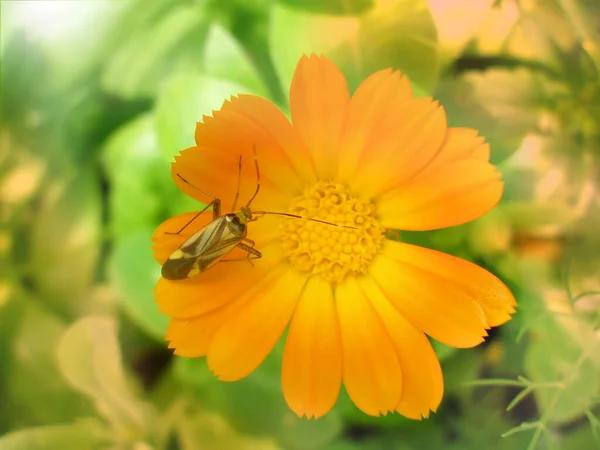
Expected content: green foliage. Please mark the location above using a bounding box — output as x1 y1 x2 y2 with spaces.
56 317 158 441
2 0 600 449
102 2 207 99
0 422 107 450
270 0 439 94
109 230 169 339
155 73 251 154
28 171 102 311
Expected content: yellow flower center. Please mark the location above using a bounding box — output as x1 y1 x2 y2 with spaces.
280 181 384 284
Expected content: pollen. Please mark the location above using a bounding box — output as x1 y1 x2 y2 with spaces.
280 181 385 283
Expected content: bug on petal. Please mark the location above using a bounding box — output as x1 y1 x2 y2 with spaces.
161 145 356 280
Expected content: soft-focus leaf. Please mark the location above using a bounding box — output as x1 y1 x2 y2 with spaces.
560 420 600 450
431 339 459 362
505 3 578 69
0 421 107 450
29 170 102 312
178 408 282 450
277 0 374 15
109 230 169 339
203 25 269 97
270 0 439 94
102 3 207 99
472 0 521 54
566 0 600 67
102 113 176 239
442 348 480 397
215 372 342 449
467 208 513 256
56 316 155 437
428 225 468 252
155 73 251 155
175 340 342 449
4 2 121 90
435 70 541 164
525 314 600 424
3 300 94 428
426 0 495 61
503 202 578 231
0 33 48 135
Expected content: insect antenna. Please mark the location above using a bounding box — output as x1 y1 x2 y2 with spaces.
231 155 243 212
252 210 358 230
176 174 218 200
245 144 260 208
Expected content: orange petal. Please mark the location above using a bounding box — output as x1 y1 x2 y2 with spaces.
338 68 413 184
335 277 403 416
193 95 310 199
378 158 503 231
349 98 447 199
371 241 515 348
165 298 243 357
152 212 214 264
387 241 516 327
155 221 285 318
359 277 443 419
215 94 318 185
282 276 342 419
207 269 306 381
172 144 290 215
290 54 350 180
425 128 487 168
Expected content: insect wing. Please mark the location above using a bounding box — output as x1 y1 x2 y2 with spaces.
161 217 244 280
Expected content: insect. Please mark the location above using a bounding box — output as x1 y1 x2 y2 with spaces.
161 146 355 280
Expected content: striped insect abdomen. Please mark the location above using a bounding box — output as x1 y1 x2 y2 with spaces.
161 216 246 280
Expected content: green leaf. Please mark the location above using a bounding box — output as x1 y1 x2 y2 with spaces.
431 339 458 362
109 229 169 339
102 113 176 239
102 3 207 99
270 0 440 94
277 0 374 15
427 0 495 62
441 348 481 398
501 421 541 438
524 315 600 424
203 24 269 97
2 301 94 428
560 418 600 450
560 0 600 68
213 371 342 449
56 316 156 435
502 202 578 231
467 208 513 256
155 73 251 155
29 170 102 310
0 421 107 450
434 69 541 165
175 339 342 449
177 407 282 450
504 2 579 69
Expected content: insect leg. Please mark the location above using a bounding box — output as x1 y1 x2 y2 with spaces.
245 144 260 208
164 198 221 235
220 242 262 265
231 155 243 212
175 173 221 217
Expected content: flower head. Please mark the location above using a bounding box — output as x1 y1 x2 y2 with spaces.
152 54 516 419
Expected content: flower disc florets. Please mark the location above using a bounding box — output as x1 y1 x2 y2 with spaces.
280 181 384 283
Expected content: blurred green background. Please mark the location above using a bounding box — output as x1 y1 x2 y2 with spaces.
1 0 600 448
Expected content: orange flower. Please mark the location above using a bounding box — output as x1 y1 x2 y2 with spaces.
152 54 516 419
